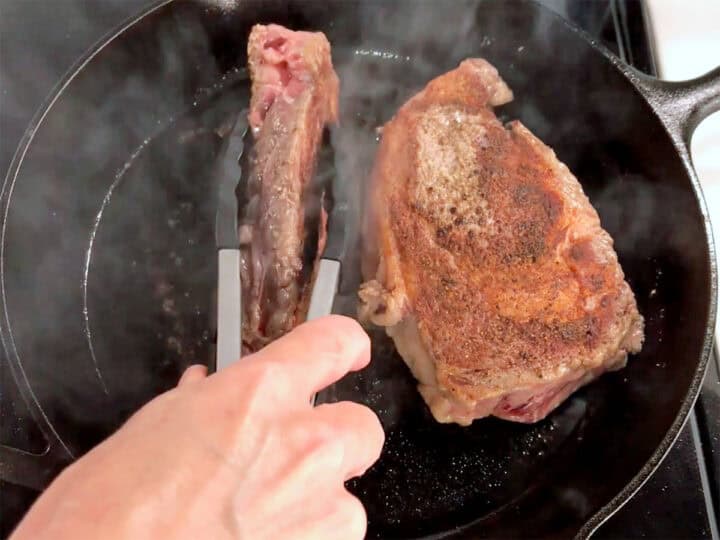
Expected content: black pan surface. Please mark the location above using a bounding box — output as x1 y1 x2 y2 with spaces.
1 1 716 538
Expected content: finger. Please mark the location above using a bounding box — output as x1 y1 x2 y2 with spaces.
239 315 371 399
177 364 208 387
233 488 367 540
300 491 367 540
311 401 385 479
331 492 367 540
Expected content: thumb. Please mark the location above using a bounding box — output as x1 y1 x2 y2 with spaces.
177 364 208 387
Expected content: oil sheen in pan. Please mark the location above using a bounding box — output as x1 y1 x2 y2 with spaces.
81 69 248 416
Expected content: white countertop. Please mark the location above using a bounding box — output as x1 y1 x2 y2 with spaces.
646 0 720 333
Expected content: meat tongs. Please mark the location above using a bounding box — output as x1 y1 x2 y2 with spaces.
214 114 344 371
214 113 248 371
305 148 347 322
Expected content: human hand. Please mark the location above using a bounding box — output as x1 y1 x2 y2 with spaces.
12 315 384 540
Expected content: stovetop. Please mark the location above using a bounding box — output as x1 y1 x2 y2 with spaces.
1 0 718 537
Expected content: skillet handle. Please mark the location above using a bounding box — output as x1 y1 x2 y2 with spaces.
632 66 720 150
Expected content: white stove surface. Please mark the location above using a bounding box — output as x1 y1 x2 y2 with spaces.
646 0 720 334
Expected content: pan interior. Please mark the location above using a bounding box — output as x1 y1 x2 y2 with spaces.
1 1 712 539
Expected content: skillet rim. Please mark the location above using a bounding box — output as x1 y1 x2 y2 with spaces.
536 5 717 537
0 0 176 463
0 0 716 536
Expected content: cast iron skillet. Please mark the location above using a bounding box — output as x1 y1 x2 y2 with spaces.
1 0 718 538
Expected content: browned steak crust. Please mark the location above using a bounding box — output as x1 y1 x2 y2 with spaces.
360 59 643 425
241 24 338 352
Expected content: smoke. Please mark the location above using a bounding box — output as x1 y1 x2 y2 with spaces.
1 0 242 458
321 1 711 534
1 0 151 175
325 0 619 300
2 4 710 515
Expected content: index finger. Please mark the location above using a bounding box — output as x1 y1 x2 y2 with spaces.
241 315 371 399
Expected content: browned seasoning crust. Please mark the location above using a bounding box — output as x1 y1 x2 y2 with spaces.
360 59 643 424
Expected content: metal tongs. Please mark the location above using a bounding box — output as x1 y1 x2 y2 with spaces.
214 113 345 372
306 144 347 322
214 113 248 371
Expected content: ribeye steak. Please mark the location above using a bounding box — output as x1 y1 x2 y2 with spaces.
241 24 338 352
359 59 644 425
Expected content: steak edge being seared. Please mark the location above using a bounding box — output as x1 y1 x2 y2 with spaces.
241 24 338 352
359 59 644 425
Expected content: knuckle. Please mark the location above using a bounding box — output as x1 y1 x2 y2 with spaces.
323 314 366 336
331 315 371 350
304 418 337 448
342 402 385 440
289 414 337 453
222 360 292 416
247 360 288 393
317 315 369 355
303 429 347 475
254 360 281 384
318 333 350 368
308 427 345 465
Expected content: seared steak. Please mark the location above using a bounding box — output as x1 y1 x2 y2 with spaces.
241 24 338 352
359 59 644 425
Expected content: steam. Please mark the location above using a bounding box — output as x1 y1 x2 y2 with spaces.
322 2 708 533
2 1 708 485
1 1 232 457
